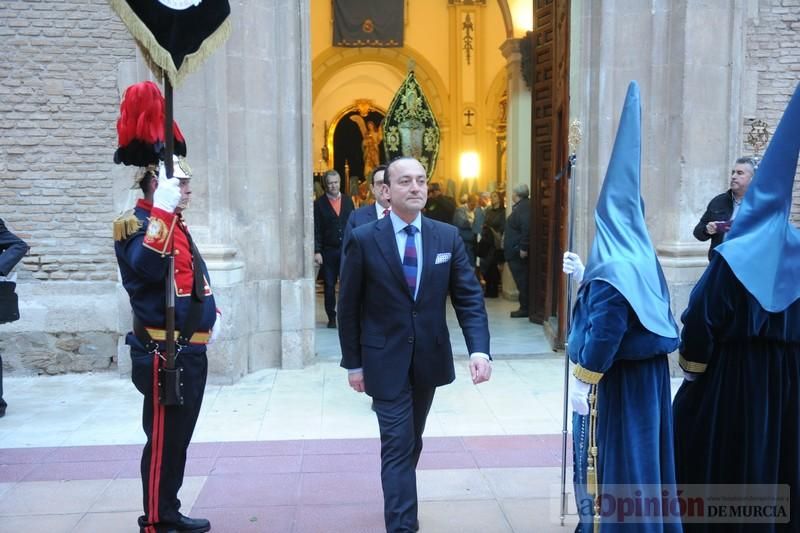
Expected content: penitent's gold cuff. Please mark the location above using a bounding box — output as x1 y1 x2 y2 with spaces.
679 354 707 374
573 364 603 385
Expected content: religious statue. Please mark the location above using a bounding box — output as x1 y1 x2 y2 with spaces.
350 115 383 177
383 70 440 176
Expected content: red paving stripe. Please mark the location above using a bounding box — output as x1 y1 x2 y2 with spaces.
0 434 570 483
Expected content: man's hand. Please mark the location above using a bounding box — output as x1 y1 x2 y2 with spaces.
519 250 528 259
209 311 222 344
562 251 585 283
705 222 719 235
314 253 323 267
348 370 365 393
569 374 591 416
153 166 182 213
469 356 492 385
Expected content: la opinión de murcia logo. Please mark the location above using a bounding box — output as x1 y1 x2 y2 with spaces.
157 0 202 10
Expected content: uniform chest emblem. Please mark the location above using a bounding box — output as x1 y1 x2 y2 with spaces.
146 218 168 242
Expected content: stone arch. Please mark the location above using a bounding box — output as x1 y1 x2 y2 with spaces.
485 67 509 130
496 0 514 39
312 46 450 127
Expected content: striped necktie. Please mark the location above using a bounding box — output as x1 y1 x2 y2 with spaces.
402 225 418 298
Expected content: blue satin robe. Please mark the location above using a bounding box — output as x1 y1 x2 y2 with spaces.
569 280 681 532
673 257 800 532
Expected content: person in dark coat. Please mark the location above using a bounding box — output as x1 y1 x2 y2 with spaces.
673 83 800 532
692 157 755 259
423 182 455 224
343 165 390 246
477 191 505 297
314 169 355 328
503 184 530 317
0 218 30 417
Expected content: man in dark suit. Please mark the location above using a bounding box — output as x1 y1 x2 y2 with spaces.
338 157 492 533
343 164 390 245
314 169 355 328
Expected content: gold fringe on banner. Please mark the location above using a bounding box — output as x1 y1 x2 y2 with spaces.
108 0 231 87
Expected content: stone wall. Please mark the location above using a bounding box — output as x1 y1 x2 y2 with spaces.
0 0 135 281
0 1 135 375
745 0 800 222
1 1 316 380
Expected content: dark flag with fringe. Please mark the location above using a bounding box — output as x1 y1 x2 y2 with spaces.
333 0 403 47
108 0 231 87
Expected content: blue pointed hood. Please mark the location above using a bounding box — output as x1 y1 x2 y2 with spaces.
715 82 800 312
581 81 678 339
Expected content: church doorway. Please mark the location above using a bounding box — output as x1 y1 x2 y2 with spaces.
329 102 386 202
528 0 571 349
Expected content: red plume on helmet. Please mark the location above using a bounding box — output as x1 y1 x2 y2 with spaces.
113 81 187 166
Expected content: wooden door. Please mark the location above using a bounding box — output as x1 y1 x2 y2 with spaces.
529 0 570 348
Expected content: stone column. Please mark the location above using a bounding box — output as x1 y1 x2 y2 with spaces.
121 0 315 380
500 37 531 300
570 0 748 318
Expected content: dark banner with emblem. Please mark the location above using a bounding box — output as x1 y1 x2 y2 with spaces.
108 0 231 87
383 71 440 177
333 0 403 47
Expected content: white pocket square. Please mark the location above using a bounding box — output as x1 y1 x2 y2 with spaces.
435 252 452 265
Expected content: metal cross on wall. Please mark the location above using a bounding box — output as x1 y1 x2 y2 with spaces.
463 108 475 127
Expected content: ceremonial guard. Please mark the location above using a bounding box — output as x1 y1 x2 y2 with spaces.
563 82 682 532
673 83 800 532
113 82 218 533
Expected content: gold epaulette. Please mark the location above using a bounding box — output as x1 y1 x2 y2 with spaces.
573 364 603 385
112 210 141 241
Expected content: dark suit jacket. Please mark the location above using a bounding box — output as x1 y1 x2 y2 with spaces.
337 215 490 400
0 218 29 276
503 197 530 261
343 202 381 247
693 190 734 260
424 195 456 224
314 194 355 253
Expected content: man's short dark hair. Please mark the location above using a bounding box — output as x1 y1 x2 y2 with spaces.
371 164 387 185
429 182 442 193
384 156 418 185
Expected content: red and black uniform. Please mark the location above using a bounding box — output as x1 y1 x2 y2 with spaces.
114 199 217 533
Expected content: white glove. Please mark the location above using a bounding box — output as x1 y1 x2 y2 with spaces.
153 165 182 213
569 373 591 416
563 251 585 283
209 311 222 344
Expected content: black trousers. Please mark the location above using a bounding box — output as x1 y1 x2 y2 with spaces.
321 247 342 320
373 381 436 533
507 257 529 311
480 254 502 297
130 345 207 533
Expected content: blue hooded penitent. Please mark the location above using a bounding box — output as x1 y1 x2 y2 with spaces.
580 81 678 339
715 82 800 312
